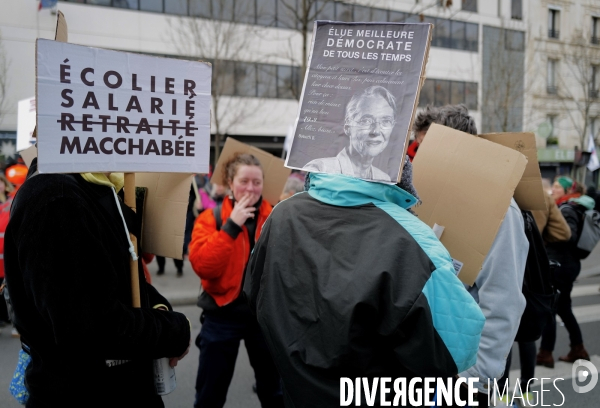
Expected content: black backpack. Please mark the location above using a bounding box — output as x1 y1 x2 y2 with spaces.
563 203 600 260
514 210 558 342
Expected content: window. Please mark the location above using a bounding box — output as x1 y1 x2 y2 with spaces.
505 29 525 51
465 82 478 110
418 79 478 109
450 81 465 105
419 80 434 106
511 0 522 20
547 59 558 94
462 0 477 13
277 65 295 99
112 0 138 9
548 8 560 39
425 17 477 51
434 80 451 106
89 0 112 6
235 62 257 97
354 6 388 22
165 0 187 15
189 0 211 18
451 21 466 50
435 18 451 48
256 0 276 27
291 66 301 98
404 13 421 23
257 64 277 98
277 0 297 29
316 0 335 21
215 60 236 96
389 10 407 23
547 115 557 138
591 65 600 99
335 3 353 21
236 0 257 25
139 0 162 12
593 17 599 45
211 0 235 21
465 23 478 51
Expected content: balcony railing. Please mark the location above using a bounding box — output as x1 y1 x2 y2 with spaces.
590 89 599 99
547 85 558 95
548 29 560 39
592 36 600 45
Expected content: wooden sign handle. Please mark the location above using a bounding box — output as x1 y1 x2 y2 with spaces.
124 173 141 308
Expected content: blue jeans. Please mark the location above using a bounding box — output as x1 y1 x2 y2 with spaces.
194 312 283 408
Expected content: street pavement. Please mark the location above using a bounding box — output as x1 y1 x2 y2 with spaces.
1 252 600 407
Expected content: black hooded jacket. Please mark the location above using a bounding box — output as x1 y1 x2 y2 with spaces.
4 160 190 407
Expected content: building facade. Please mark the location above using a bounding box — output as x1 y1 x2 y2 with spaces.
523 0 600 180
0 0 527 162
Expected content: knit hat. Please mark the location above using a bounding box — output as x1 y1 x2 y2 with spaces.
556 176 573 192
568 195 596 211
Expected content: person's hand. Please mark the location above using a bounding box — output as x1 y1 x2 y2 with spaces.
229 194 256 227
169 343 190 368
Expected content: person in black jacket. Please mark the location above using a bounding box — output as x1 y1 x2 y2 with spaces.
4 158 191 407
244 171 485 408
537 195 593 367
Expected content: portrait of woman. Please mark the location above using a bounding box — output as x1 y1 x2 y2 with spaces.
303 85 397 181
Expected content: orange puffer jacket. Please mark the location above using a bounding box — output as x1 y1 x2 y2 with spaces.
189 196 272 307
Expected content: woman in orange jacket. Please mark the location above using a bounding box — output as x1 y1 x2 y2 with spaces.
188 153 282 408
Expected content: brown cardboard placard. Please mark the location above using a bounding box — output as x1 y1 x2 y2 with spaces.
136 173 192 260
479 132 547 212
412 124 527 286
20 145 38 168
211 138 291 206
55 11 68 43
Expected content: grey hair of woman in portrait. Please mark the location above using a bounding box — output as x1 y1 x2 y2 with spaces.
303 85 398 182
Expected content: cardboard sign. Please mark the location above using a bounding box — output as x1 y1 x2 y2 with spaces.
136 173 192 260
285 21 432 183
36 39 211 173
479 132 547 212
55 10 68 43
412 124 527 286
212 138 291 206
17 97 36 152
20 145 38 168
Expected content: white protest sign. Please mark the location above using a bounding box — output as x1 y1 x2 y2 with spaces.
36 39 211 173
17 97 36 152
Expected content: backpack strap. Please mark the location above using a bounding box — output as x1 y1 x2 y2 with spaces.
214 203 222 231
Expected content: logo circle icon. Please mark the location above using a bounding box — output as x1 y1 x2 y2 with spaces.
572 360 598 394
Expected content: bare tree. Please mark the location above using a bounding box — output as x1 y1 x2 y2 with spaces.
553 33 600 150
168 1 266 165
0 29 9 128
480 26 529 133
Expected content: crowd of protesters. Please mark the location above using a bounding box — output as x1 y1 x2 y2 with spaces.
1 103 597 408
